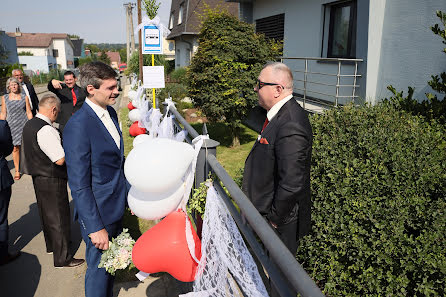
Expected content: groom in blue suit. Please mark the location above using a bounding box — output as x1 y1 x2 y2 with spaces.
63 62 128 297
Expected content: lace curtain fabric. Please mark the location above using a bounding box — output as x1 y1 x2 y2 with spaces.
181 185 269 297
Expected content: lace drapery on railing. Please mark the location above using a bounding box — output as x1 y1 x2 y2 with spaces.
181 185 269 297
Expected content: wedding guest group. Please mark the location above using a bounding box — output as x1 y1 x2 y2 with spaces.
0 77 33 180
48 70 86 133
20 94 84 268
63 61 128 297
242 62 313 296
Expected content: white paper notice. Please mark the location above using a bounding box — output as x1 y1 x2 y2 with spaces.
143 66 165 89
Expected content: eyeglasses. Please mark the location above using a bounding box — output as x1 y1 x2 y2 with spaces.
255 79 284 90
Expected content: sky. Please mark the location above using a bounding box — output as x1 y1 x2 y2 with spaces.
0 0 171 44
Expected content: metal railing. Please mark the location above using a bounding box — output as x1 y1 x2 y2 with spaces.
281 57 363 110
165 102 324 297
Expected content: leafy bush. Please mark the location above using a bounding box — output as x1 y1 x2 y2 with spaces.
30 68 63 85
187 8 282 146
170 67 187 83
295 104 446 296
157 83 188 102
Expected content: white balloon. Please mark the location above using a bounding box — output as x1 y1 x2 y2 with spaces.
128 90 137 100
128 109 141 123
127 184 185 220
133 133 151 147
124 138 195 193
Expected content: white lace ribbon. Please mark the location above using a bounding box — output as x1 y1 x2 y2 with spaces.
180 185 269 297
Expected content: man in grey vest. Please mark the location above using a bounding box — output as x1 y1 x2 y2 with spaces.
20 94 84 268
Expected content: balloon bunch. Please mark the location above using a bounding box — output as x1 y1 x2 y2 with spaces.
124 98 202 282
127 84 147 136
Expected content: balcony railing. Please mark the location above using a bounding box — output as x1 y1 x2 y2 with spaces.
281 57 363 112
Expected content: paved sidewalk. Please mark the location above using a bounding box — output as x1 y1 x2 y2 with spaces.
0 80 191 297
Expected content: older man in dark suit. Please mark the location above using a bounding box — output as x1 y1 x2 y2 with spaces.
12 69 39 116
48 70 86 133
243 62 313 296
243 61 313 256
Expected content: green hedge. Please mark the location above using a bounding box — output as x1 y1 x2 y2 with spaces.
295 104 446 296
223 103 445 295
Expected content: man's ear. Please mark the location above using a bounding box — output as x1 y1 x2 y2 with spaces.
86 85 95 96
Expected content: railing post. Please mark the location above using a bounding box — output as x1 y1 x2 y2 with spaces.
303 59 308 110
352 61 358 104
335 60 341 107
195 123 220 188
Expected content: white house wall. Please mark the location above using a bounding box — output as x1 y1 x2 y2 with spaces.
52 39 74 69
17 47 48 56
18 55 57 73
366 0 446 103
253 0 369 105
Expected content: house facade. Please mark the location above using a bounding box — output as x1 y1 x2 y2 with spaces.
228 0 446 105
0 30 19 65
167 0 239 69
7 30 75 73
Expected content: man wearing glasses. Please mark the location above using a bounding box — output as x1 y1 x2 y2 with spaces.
242 62 313 295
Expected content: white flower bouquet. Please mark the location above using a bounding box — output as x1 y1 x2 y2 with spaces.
98 228 135 275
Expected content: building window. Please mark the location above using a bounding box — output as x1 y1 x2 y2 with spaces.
169 13 174 29
327 1 357 58
52 49 59 57
178 5 183 25
255 14 285 41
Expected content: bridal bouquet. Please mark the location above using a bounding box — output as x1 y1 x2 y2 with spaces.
98 228 135 275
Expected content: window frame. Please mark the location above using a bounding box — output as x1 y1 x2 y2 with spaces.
327 0 357 59
52 49 59 57
169 12 174 29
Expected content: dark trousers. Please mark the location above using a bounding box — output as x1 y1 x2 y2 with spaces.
32 176 71 266
80 220 122 297
270 220 298 297
0 187 12 259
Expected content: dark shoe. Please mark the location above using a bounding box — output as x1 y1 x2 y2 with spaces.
0 251 21 266
56 258 85 268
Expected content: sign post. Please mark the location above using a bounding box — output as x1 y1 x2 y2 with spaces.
142 25 163 109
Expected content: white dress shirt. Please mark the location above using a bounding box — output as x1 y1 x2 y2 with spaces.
36 113 65 162
85 99 121 149
266 94 293 122
21 83 33 110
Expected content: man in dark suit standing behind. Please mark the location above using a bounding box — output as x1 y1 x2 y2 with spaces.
243 62 313 256
63 62 127 297
0 120 19 265
48 70 86 133
12 69 39 116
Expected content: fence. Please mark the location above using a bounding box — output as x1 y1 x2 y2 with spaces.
165 102 324 297
281 57 363 111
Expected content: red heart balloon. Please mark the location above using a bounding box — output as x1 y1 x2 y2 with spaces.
128 101 136 110
129 121 146 137
132 210 201 282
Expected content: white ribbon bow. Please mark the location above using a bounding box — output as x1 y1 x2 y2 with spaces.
135 15 171 37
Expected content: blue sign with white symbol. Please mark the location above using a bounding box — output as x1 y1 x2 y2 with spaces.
143 25 163 54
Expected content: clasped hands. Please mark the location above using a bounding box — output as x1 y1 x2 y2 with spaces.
89 228 109 250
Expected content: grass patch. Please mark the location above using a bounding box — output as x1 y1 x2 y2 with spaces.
190 122 257 179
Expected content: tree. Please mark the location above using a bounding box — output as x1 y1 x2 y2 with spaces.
98 49 111 65
187 9 282 146
143 0 160 19
18 51 33 56
119 48 127 63
68 34 80 39
127 50 166 75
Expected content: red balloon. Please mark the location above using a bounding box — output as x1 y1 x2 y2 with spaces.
128 101 136 110
129 121 146 137
132 210 201 282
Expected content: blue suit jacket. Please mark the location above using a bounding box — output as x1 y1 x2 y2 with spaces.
0 120 13 191
63 102 128 234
